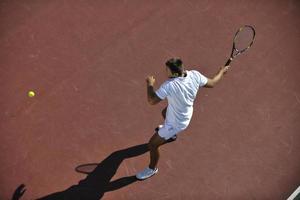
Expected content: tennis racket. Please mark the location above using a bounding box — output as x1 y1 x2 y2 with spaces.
225 25 256 66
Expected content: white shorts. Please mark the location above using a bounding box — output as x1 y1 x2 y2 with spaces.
157 123 184 140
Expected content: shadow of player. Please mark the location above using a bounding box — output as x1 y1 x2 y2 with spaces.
36 143 149 200
12 136 176 200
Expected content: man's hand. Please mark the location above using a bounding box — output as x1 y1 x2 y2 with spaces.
146 75 161 105
204 65 230 88
220 65 230 74
146 76 156 86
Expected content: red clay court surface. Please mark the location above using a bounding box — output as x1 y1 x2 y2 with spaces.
1 1 300 200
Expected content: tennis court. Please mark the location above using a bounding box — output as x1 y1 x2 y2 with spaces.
1 1 299 199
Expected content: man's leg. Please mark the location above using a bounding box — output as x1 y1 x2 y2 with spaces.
148 132 166 169
136 132 166 180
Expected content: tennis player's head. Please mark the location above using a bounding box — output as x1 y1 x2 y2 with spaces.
165 58 184 78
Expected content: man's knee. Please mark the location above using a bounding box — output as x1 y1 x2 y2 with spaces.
148 138 163 150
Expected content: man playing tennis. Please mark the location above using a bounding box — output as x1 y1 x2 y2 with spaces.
136 58 230 180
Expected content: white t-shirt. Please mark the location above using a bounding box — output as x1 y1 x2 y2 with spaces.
155 70 208 129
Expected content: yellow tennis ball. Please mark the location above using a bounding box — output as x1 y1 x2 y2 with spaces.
28 91 35 97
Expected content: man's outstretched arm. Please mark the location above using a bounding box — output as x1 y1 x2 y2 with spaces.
146 76 162 105
204 65 230 88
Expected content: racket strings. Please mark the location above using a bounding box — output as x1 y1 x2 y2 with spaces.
234 26 255 52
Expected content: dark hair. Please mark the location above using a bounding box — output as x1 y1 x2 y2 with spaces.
165 58 183 76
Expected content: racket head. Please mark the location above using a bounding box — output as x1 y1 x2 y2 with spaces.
232 25 255 56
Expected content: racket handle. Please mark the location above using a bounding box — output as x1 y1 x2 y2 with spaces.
225 58 232 66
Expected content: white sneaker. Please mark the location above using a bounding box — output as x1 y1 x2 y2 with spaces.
136 167 158 180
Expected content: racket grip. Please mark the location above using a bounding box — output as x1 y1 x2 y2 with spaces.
225 58 232 66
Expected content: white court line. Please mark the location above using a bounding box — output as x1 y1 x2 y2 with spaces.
287 186 300 200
